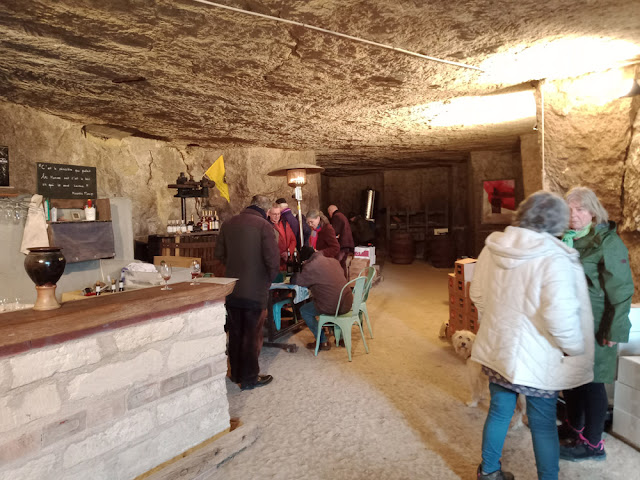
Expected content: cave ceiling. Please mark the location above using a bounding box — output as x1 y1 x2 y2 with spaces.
1 0 639 175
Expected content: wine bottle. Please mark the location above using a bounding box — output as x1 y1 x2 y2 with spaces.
188 214 195 233
118 276 125 292
213 210 219 231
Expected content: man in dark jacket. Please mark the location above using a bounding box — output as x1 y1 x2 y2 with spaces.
328 205 355 277
276 197 311 249
291 246 353 352
214 194 280 390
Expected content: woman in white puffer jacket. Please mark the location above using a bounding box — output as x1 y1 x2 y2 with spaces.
470 191 594 480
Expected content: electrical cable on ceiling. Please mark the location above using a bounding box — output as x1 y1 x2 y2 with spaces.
190 0 483 72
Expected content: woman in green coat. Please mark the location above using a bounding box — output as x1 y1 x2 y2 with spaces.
559 187 634 462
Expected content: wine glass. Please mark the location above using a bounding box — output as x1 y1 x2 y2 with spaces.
159 262 172 291
190 260 201 285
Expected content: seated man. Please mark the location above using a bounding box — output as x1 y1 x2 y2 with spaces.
291 246 353 352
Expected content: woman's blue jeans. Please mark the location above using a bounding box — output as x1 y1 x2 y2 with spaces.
482 383 559 480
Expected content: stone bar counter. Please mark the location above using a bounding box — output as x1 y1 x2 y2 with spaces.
0 281 234 480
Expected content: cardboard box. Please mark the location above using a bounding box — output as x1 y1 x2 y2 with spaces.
348 257 370 281
612 407 640 450
614 381 640 418
619 305 640 356
455 258 476 285
354 246 376 266
618 356 640 390
448 309 465 336
467 315 479 334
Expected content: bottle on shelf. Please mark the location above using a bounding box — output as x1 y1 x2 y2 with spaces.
167 219 173 234
95 281 101 296
213 210 219 231
201 211 209 231
118 276 125 292
110 279 117 293
188 214 195 233
180 220 187 234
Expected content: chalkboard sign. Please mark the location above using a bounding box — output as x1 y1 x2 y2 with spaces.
37 163 97 199
0 146 8 187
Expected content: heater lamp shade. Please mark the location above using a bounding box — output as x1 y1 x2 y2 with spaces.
267 164 325 186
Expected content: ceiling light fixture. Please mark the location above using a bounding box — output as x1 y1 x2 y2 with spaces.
189 0 482 72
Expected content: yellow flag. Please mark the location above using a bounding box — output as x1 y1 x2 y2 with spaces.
205 155 230 203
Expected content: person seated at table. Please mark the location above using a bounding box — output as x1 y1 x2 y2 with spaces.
268 203 297 271
291 246 353 352
306 209 340 261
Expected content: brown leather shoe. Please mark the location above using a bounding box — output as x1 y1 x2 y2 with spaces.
306 341 331 351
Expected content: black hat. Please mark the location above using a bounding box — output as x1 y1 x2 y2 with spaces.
275 197 287 204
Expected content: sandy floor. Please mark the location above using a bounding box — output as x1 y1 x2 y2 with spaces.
212 261 640 479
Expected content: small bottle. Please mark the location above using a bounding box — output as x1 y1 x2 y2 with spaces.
213 210 219 231
293 250 300 272
180 221 187 234
202 211 209 231
286 251 293 274
111 279 117 293
167 220 172 234
85 199 96 221
187 214 194 233
95 282 101 296
118 276 125 292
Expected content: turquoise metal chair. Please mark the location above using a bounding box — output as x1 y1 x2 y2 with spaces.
316 276 369 361
272 298 294 331
358 266 376 338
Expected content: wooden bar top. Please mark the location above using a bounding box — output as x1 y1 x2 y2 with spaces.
0 281 235 358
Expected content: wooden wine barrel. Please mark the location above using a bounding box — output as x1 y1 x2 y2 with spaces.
390 231 416 264
430 234 456 268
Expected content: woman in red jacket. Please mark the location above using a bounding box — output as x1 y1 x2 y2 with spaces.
306 209 340 259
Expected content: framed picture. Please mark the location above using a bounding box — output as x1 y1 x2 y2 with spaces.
482 179 516 224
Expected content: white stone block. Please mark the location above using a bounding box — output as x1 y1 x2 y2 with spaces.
62 460 111 480
0 383 61 433
117 401 229 480
187 303 226 336
10 339 102 388
113 316 184 352
612 407 640 450
617 356 640 390
67 350 162 400
63 410 155 469
156 378 227 425
0 453 57 480
167 335 225 373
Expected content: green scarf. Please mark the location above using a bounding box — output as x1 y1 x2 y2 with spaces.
562 224 591 248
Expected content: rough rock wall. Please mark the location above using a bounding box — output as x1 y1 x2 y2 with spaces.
0 102 318 239
469 149 524 255
542 77 633 220
520 132 543 197
382 165 467 225
542 69 640 301
322 173 385 216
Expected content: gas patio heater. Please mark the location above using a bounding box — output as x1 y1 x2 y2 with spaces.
267 164 324 245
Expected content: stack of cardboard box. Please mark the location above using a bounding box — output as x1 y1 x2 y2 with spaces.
447 258 478 338
612 356 640 449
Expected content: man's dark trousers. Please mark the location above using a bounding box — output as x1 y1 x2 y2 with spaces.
226 306 266 385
